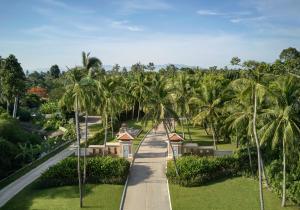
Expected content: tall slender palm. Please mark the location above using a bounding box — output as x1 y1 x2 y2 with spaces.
60 67 88 208
143 74 179 176
260 75 300 207
173 73 194 140
81 52 102 187
231 63 269 210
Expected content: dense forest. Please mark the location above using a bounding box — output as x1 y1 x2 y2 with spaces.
0 47 300 208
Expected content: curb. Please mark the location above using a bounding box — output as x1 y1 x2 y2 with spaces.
119 127 153 210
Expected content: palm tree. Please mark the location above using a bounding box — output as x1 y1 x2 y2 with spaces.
189 74 225 150
60 67 87 208
81 52 102 188
231 62 270 210
259 75 300 207
130 72 149 121
97 75 123 155
143 74 179 176
224 82 255 174
173 73 194 140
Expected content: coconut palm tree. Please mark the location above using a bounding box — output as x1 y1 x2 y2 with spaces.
97 75 123 155
189 74 226 150
130 72 149 121
259 75 300 207
60 67 87 208
173 73 194 140
231 61 270 210
81 52 102 188
143 74 180 176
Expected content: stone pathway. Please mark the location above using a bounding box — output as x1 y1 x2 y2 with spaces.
123 123 171 210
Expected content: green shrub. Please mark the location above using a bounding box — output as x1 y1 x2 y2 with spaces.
167 155 239 187
37 156 130 188
18 108 32 121
40 101 58 114
167 148 257 187
0 138 19 178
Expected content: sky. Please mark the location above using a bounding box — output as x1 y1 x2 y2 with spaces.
1 0 300 70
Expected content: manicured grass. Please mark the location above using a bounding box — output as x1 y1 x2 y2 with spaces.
169 177 299 210
175 123 236 151
1 183 124 210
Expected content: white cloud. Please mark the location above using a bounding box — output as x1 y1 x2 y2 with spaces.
111 20 143 32
197 10 223 16
230 16 266 23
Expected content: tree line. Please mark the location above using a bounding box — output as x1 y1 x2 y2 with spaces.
1 47 300 209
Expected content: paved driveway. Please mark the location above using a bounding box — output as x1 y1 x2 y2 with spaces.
123 124 171 210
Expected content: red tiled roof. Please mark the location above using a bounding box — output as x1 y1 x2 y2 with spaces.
117 131 134 141
169 133 184 141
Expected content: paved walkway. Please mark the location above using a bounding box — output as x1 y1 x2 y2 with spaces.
123 124 171 210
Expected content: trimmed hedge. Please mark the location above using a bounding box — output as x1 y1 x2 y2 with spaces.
167 148 257 187
37 156 130 188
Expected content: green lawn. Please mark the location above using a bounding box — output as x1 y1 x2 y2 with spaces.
169 177 299 210
175 123 236 151
1 184 124 210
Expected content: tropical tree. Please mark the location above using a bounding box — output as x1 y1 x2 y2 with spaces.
189 74 227 150
0 55 25 117
143 74 179 175
173 73 194 140
130 72 149 121
81 52 101 188
60 67 87 208
259 75 300 206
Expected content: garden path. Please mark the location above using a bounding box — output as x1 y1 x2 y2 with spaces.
122 123 171 210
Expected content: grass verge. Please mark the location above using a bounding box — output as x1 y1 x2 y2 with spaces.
169 177 299 210
1 183 124 210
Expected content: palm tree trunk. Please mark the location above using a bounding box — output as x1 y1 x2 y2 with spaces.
132 104 135 120
111 115 114 138
6 100 9 114
247 140 254 176
236 128 240 148
181 119 185 139
137 101 141 121
282 140 286 207
75 96 83 208
260 156 269 189
211 122 217 150
186 117 192 141
103 115 108 156
83 112 88 186
163 120 179 176
204 122 209 135
252 88 265 210
12 96 18 118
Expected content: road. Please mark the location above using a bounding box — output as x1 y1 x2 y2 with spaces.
123 123 171 210
0 146 75 207
0 116 101 208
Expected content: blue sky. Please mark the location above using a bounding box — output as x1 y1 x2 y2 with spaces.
1 0 300 70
